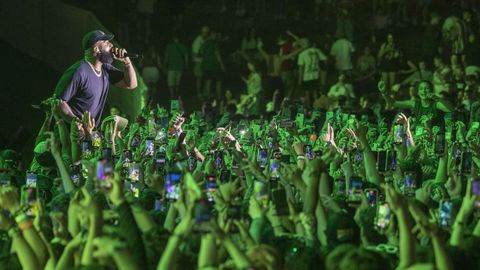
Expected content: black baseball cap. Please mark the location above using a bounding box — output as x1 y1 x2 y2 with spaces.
82 30 114 50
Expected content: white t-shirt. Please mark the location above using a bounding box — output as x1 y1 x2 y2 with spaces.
192 35 205 63
297 47 326 81
330 38 355 71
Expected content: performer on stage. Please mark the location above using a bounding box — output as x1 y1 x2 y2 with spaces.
54 30 137 126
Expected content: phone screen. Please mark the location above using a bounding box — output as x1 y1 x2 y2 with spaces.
365 189 378 207
96 160 113 190
270 159 280 179
70 165 81 185
0 173 10 186
376 202 391 230
155 150 166 167
377 151 387 172
130 134 141 149
128 162 141 182
165 172 182 201
102 147 112 160
305 145 314 160
348 177 363 202
81 140 93 159
214 151 224 169
194 199 213 232
404 171 417 197
24 187 38 216
25 172 37 187
473 178 480 195
92 131 103 148
206 176 218 202
220 169 231 183
439 200 453 228
394 124 403 144
462 152 472 175
387 150 397 171
335 179 346 196
435 133 446 156
258 149 268 168
145 138 155 157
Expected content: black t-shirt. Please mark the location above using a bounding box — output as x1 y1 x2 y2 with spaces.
54 60 123 126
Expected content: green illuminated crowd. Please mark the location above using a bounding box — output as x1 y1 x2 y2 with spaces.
2 1 480 270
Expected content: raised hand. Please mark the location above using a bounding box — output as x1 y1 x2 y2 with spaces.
0 186 20 213
82 111 95 137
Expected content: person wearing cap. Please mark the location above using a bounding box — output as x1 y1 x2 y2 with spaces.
54 30 137 128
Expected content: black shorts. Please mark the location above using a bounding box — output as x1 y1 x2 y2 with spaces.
302 79 319 92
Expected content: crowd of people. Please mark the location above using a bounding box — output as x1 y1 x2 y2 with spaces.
2 0 480 269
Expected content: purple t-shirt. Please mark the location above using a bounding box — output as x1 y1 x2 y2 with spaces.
54 60 123 126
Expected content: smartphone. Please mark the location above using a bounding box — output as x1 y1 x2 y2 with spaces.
145 137 155 157
96 159 113 189
165 172 182 201
214 151 224 169
24 186 38 216
376 202 392 230
271 188 289 216
305 145 314 160
92 131 103 148
403 171 417 197
439 200 453 228
462 152 473 175
155 150 166 168
194 199 213 232
238 124 247 137
70 164 81 185
129 182 140 198
348 177 363 202
155 128 167 143
81 140 93 159
334 179 346 197
435 133 446 156
205 175 218 202
279 119 294 128
377 151 387 172
258 149 268 168
255 181 269 209
128 162 141 182
353 150 363 164
387 150 397 171
270 159 281 180
220 169 231 184
25 172 37 188
394 124 403 145
473 177 480 195
154 198 167 212
0 173 10 186
365 188 378 207
102 147 112 160
130 134 141 149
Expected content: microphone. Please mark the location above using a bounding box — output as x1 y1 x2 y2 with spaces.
125 53 142 59
112 48 142 59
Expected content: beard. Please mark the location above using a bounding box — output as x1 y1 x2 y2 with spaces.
98 49 114 64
